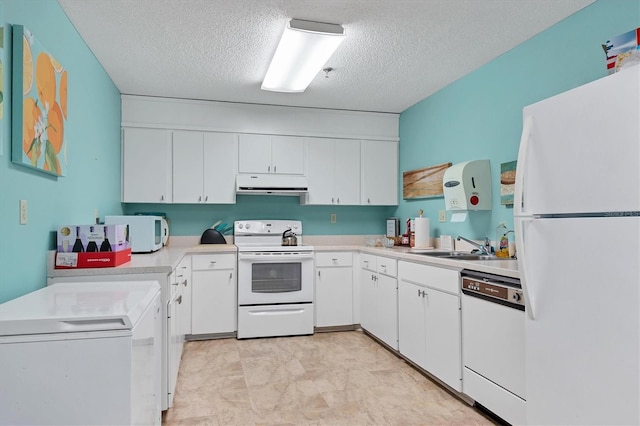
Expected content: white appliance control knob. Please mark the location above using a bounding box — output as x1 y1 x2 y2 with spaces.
238 223 244 229
245 223 251 229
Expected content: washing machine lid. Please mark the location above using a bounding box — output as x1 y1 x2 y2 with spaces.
0 281 160 336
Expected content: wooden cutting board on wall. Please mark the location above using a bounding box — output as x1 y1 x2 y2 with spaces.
403 162 452 199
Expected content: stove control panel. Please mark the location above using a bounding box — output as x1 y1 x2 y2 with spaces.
235 220 301 235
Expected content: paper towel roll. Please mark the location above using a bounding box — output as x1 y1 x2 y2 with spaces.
414 217 431 248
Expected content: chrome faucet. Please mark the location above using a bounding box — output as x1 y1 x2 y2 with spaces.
456 235 492 255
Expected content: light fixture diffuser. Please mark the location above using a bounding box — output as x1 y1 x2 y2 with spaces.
262 19 345 93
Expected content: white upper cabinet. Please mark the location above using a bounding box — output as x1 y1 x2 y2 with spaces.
305 138 360 205
203 132 237 203
172 131 203 203
361 140 398 206
238 134 305 175
172 131 237 204
122 127 173 203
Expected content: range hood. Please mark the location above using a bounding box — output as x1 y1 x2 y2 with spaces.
236 174 309 196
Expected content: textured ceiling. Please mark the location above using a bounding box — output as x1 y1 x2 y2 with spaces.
58 0 595 114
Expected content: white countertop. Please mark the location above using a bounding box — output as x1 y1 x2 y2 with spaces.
47 239 237 278
48 236 518 279
314 245 519 278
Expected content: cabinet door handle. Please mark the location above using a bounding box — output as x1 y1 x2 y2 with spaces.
331 197 334 204
205 195 208 202
161 195 165 201
337 198 340 204
198 195 202 202
318 270 321 278
182 279 188 287
229 272 233 279
268 165 271 173
172 281 179 286
177 295 183 304
274 165 277 173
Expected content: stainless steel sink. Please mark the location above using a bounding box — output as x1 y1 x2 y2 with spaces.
416 251 503 261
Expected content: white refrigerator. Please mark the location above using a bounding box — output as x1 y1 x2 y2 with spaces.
514 64 640 425
0 281 162 426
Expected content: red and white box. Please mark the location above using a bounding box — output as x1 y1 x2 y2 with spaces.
55 249 131 269
603 28 640 74
56 224 129 253
55 224 131 269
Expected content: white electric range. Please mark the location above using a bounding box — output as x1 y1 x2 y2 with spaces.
234 220 314 338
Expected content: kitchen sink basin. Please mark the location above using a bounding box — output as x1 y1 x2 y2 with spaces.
416 251 503 261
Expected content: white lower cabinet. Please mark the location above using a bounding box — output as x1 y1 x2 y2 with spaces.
398 261 462 392
175 256 192 335
167 269 183 408
191 253 237 335
359 254 398 350
314 252 354 327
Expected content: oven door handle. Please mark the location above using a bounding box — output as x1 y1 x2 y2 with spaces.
246 307 305 316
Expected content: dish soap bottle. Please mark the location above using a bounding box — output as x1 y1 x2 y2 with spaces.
495 222 509 258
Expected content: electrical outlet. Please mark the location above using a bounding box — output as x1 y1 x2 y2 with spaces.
330 213 337 224
439 210 446 223
19 200 28 225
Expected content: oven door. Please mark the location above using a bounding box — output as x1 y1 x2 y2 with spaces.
237 251 314 305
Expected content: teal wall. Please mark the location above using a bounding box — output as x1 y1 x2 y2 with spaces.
0 0 122 303
395 0 639 241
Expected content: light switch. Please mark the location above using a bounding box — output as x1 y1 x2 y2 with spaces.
20 200 28 225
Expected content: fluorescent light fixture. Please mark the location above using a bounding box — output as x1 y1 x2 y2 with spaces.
262 19 345 93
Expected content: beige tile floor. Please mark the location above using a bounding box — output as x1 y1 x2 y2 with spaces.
163 330 497 425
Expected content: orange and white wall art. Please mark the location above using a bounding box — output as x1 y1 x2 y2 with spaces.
12 25 67 176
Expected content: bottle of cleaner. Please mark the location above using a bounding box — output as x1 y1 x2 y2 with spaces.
496 222 509 258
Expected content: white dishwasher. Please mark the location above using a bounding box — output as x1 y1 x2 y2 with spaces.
461 270 526 425
0 281 162 426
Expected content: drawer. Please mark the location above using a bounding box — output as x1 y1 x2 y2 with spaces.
175 255 191 279
191 253 236 270
376 256 397 277
360 253 377 271
398 261 459 294
315 252 353 267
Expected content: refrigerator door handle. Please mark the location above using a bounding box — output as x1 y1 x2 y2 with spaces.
514 114 533 217
515 216 536 320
